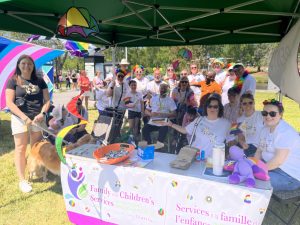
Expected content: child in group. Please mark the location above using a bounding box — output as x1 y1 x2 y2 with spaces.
124 80 144 143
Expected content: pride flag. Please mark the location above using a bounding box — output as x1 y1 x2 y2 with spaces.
0 36 64 109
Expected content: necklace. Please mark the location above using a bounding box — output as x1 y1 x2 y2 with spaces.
233 71 249 93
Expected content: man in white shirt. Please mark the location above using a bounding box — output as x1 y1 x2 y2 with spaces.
142 83 177 149
146 68 165 97
188 63 205 107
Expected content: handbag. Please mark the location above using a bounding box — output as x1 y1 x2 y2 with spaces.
170 117 202 170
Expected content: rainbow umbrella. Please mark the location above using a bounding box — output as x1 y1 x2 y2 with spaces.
178 48 192 60
57 7 100 38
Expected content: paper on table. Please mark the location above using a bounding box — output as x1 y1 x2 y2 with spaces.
148 118 168 127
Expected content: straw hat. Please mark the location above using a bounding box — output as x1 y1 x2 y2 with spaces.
212 58 225 68
120 58 130 65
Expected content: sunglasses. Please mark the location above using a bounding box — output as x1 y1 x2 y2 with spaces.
117 75 125 78
191 67 197 69
207 105 219 109
181 73 187 76
242 101 253 106
167 68 174 71
180 81 188 84
261 111 278 117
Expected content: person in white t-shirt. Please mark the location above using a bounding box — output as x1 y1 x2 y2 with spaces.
146 68 165 97
211 58 227 85
164 64 178 94
163 94 231 157
188 63 205 107
142 83 177 149
220 65 236 105
232 63 256 96
232 93 264 157
255 99 300 191
133 64 149 96
106 70 130 109
95 80 111 117
124 80 144 142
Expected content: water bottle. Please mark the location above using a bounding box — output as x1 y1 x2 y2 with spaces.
212 143 225 176
200 150 205 161
195 149 201 161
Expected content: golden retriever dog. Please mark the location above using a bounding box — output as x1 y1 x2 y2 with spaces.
27 134 95 182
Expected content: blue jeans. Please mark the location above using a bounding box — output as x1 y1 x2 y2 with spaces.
269 168 300 191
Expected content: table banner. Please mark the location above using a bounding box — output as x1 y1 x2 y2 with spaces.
61 156 271 225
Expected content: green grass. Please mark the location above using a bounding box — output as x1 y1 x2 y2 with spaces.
0 92 299 225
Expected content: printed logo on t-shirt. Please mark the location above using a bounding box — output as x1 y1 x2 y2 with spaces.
201 126 217 144
21 83 40 95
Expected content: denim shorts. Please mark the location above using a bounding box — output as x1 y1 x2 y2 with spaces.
269 168 300 191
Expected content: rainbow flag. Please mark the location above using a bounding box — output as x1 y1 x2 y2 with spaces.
229 122 242 135
0 36 64 109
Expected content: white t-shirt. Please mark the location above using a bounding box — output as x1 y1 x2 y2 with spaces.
259 120 300 181
148 95 177 119
221 76 235 105
109 81 130 108
237 111 264 147
186 117 231 157
215 70 227 85
133 77 149 95
240 74 256 96
96 88 111 111
124 91 143 112
146 80 165 96
188 74 205 95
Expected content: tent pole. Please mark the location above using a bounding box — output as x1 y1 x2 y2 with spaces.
112 46 116 73
278 91 283 103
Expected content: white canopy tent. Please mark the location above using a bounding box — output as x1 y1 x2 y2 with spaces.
269 19 300 104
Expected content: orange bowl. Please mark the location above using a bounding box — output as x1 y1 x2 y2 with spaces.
93 143 135 164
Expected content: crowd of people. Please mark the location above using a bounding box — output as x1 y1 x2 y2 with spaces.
5 54 300 194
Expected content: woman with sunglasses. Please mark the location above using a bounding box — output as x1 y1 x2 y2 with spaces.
133 64 149 96
255 99 300 191
188 63 205 107
165 65 177 94
171 77 196 125
234 93 264 157
163 94 230 157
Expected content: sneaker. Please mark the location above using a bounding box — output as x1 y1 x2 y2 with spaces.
19 180 32 193
154 141 164 150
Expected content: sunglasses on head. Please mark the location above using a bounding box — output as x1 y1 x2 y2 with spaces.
207 105 219 109
261 111 278 117
242 101 253 106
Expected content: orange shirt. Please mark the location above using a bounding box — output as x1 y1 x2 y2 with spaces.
79 76 91 92
194 80 222 107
